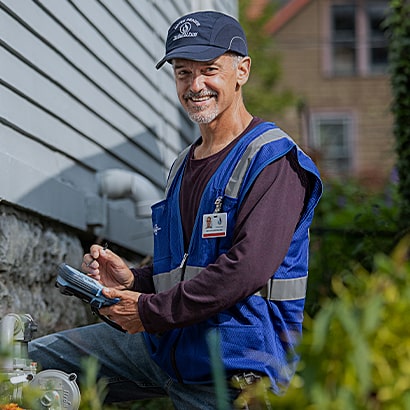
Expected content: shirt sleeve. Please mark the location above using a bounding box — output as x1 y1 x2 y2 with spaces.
130 265 155 293
138 151 309 334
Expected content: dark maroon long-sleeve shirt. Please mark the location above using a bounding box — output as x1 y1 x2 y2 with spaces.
134 118 310 334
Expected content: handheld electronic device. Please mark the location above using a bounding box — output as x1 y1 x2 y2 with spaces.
55 263 125 332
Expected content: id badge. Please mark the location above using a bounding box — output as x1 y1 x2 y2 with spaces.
202 213 227 238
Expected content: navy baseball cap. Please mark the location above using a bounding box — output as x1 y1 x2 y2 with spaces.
156 10 248 69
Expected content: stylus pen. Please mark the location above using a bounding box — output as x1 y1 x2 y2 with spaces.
86 242 108 267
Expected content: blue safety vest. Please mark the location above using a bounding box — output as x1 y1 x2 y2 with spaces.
145 122 322 393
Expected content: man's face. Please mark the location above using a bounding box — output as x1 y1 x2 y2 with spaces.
172 54 244 124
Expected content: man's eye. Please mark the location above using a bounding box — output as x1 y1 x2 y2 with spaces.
205 67 217 73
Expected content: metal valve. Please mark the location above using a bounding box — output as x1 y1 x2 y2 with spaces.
0 313 80 409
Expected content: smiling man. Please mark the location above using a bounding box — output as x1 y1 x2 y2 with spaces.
29 11 322 409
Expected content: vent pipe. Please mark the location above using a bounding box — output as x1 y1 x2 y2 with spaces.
96 169 162 217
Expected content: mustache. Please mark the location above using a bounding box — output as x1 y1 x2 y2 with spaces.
183 89 218 100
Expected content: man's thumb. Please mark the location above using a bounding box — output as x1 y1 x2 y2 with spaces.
103 287 118 299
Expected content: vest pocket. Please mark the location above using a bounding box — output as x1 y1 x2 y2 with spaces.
172 319 266 382
216 321 265 361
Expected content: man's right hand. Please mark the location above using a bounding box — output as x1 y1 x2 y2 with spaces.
82 244 134 290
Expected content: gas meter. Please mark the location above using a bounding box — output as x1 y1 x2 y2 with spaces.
0 313 80 409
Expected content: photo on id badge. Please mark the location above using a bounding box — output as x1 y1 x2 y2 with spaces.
202 213 227 238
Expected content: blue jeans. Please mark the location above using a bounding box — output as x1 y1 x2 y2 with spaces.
28 323 239 409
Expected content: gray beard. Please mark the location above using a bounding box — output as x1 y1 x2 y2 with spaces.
187 105 219 124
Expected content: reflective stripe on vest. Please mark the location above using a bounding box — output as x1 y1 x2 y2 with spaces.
153 266 308 301
165 128 291 199
165 146 190 197
225 128 291 198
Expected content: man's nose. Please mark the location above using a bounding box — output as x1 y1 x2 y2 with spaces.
190 74 205 92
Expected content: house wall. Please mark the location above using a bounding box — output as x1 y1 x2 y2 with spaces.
0 0 237 333
271 0 394 186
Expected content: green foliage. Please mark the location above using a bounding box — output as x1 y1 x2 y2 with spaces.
207 330 229 410
0 374 14 407
238 0 296 119
307 179 399 315
264 236 410 409
78 356 107 410
386 0 410 228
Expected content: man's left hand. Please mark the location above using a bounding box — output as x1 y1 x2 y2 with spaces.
100 288 145 334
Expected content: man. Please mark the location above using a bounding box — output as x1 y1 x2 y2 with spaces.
29 10 322 409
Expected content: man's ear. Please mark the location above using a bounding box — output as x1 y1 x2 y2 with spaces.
237 56 251 87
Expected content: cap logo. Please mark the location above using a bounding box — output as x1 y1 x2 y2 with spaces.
172 17 200 42
180 22 191 35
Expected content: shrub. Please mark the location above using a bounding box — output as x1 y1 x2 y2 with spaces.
307 178 399 315
249 237 410 409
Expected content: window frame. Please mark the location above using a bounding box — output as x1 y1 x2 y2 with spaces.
309 111 356 176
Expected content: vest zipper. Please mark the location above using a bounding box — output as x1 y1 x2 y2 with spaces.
213 195 223 213
171 343 184 384
170 252 189 382
179 252 189 281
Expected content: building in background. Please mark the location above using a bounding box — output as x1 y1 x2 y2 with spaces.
0 0 236 333
260 0 393 186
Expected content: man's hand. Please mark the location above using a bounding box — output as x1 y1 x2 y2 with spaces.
82 244 134 290
99 288 145 334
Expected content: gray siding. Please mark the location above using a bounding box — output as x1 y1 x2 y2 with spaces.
0 0 237 255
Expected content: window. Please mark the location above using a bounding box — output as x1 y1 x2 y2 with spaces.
368 4 389 73
332 5 356 75
310 114 353 175
330 1 388 76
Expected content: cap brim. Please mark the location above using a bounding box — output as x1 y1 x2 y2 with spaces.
155 45 227 69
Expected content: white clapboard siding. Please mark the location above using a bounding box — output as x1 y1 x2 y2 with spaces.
0 0 237 255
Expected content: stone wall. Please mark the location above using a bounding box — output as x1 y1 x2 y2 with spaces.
0 202 95 337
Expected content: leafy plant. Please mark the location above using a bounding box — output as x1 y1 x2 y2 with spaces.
246 237 410 409
386 0 410 229
238 0 296 120
307 178 399 315
78 356 108 410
